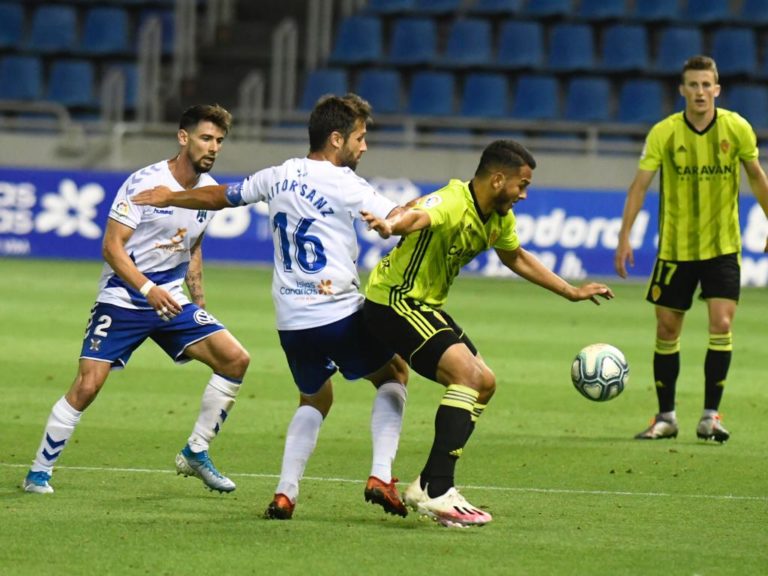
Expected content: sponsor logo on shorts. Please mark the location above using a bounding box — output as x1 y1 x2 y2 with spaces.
193 309 219 325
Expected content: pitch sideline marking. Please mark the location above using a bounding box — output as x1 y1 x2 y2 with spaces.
2 462 765 502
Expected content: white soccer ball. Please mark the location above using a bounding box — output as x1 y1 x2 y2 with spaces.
570 343 629 402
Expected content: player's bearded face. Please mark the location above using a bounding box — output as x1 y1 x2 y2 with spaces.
185 121 226 174
339 122 368 171
493 166 532 215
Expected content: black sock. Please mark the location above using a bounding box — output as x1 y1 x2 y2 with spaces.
420 405 472 498
704 349 730 411
654 350 679 413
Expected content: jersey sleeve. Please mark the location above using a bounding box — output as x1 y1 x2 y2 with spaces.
109 177 144 230
734 113 759 161
638 122 664 172
412 188 456 228
224 167 272 206
348 172 398 218
493 213 520 251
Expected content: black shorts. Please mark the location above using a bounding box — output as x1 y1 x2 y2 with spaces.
645 253 740 311
363 298 477 382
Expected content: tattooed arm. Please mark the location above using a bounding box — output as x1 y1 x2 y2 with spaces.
186 233 206 308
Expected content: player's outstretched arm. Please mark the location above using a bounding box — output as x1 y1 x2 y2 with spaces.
131 184 230 210
496 246 613 305
360 208 431 239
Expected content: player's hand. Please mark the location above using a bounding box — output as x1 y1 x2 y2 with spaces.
144 285 182 321
614 240 634 279
360 210 393 239
131 186 174 207
575 283 614 306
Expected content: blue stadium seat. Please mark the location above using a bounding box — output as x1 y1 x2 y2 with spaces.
27 4 78 53
0 2 24 50
510 74 560 120
139 9 174 55
388 18 437 66
725 84 768 129
601 24 649 73
468 0 523 15
684 0 732 24
711 28 757 77
407 71 455 116
738 0 768 26
564 77 611 122
654 27 703 75
366 0 415 14
617 79 665 124
299 68 348 110
329 16 383 65
460 73 508 118
0 55 43 100
522 0 572 18
441 19 493 68
496 20 544 70
355 69 402 114
46 59 97 108
579 0 627 21
80 7 131 56
547 24 595 73
107 63 139 111
632 0 681 22
414 0 462 14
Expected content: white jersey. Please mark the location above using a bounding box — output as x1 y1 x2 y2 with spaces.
226 157 397 330
96 160 217 309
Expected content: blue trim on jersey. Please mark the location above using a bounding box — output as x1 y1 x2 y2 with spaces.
105 261 190 306
225 182 245 206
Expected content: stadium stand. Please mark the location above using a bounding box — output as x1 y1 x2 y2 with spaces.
654 26 704 75
563 77 611 122
616 78 666 125
79 7 132 57
27 4 78 54
441 18 493 68
510 74 560 121
355 68 403 113
299 68 348 110
407 71 455 116
710 27 758 78
632 0 682 22
495 20 544 70
724 84 768 129
45 59 97 109
600 24 650 73
738 0 768 25
522 0 572 19
387 17 437 66
684 0 732 24
468 0 523 16
0 2 24 50
460 72 509 118
578 0 627 21
329 16 383 66
0 55 43 101
547 23 595 73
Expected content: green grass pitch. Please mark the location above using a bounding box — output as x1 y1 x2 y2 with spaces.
1 259 767 575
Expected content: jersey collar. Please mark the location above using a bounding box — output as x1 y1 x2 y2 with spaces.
683 108 717 135
468 180 490 223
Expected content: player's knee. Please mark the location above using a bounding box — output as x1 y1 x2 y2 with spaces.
231 347 250 378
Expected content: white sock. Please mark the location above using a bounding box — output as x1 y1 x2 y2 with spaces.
30 396 82 474
187 373 240 453
659 410 677 422
702 409 719 419
369 380 407 483
275 405 323 502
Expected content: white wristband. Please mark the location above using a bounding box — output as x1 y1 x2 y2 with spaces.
139 280 156 297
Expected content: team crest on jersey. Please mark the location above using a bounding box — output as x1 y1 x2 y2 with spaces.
317 279 333 295
421 194 443 209
651 284 662 302
155 228 187 251
720 139 730 154
193 309 219 325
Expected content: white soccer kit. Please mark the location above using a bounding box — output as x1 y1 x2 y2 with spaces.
96 160 217 309
225 157 397 330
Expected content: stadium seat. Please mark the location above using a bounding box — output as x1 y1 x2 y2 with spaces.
684 0 732 24
26 4 78 53
654 27 703 75
632 0 681 22
711 28 757 78
495 20 544 70
0 55 43 100
564 77 612 122
45 59 97 108
0 2 24 50
510 74 560 120
106 63 139 111
139 9 174 55
579 0 627 21
299 68 348 110
468 0 523 15
522 0 572 18
413 0 462 14
388 17 437 66
366 0 415 14
616 79 665 124
460 73 509 118
737 0 768 26
441 19 493 68
355 69 402 114
601 24 649 73
329 16 383 66
724 84 768 129
547 24 595 73
79 7 131 56
407 71 455 116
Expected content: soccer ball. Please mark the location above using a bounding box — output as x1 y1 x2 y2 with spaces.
570 343 629 402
